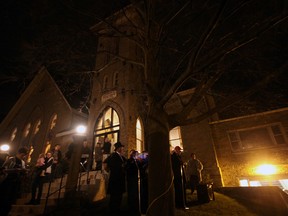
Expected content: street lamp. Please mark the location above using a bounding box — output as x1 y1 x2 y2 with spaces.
64 125 87 205
0 143 10 166
75 125 87 135
0 144 10 152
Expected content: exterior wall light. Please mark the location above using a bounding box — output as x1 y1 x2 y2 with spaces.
75 125 87 135
255 164 277 175
0 144 10 152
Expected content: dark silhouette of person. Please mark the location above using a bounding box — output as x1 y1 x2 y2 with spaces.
139 151 149 214
26 153 46 205
104 142 127 214
126 150 141 215
94 142 103 172
102 137 112 154
51 144 62 178
171 146 188 209
0 147 28 215
80 139 91 171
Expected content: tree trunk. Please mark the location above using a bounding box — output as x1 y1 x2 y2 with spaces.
146 104 175 216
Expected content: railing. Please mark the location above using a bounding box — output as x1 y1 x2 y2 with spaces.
43 162 91 215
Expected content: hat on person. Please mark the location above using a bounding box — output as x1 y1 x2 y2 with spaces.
18 147 29 155
114 142 124 150
174 146 182 151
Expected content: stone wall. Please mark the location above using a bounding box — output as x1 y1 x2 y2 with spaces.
210 108 288 186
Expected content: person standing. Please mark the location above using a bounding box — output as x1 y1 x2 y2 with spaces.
80 139 91 172
26 153 46 205
94 142 103 172
44 152 54 182
51 144 62 178
0 147 28 215
139 151 149 214
104 142 127 214
185 152 203 195
171 146 188 209
126 150 141 215
102 137 112 155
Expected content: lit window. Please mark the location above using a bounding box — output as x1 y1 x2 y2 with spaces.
50 114 57 129
279 179 288 190
24 123 31 137
249 181 262 187
239 179 249 186
169 126 183 151
136 118 144 152
10 128 17 142
34 119 41 134
95 107 120 135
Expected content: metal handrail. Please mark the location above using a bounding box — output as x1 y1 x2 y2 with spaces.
43 163 90 215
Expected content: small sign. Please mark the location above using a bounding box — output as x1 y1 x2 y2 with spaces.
101 90 117 102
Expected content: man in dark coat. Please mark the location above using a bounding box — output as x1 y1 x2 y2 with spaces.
171 146 188 209
104 142 127 214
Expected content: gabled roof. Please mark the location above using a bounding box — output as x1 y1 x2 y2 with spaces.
0 67 72 131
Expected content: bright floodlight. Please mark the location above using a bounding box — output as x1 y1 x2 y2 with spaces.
255 164 277 175
75 125 87 135
0 144 10 152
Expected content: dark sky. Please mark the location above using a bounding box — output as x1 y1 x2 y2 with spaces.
0 0 114 122
0 0 287 122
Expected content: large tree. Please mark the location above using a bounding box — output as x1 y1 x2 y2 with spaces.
89 1 288 215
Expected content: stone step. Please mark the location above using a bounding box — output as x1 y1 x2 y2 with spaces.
16 195 59 205
9 171 106 216
9 204 45 216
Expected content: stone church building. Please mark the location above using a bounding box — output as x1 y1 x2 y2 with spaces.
1 10 288 192
0 67 87 165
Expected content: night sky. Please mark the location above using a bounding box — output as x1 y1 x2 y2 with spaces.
0 0 287 122
1 1 103 121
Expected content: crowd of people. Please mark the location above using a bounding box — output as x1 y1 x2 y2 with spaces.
0 144 64 215
0 140 203 216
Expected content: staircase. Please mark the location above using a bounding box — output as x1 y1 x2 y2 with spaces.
9 171 107 216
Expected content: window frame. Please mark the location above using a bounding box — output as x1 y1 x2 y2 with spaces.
228 123 288 152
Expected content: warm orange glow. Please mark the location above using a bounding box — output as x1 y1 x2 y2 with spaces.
255 164 277 175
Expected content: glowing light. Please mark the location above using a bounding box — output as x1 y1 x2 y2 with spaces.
239 179 249 186
250 181 261 186
255 164 277 175
0 144 10 152
75 125 87 135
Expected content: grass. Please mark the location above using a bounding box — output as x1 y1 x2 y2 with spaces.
78 189 258 216
50 187 288 215
175 191 257 216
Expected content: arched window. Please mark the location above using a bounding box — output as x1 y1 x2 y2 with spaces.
50 114 57 130
10 128 17 142
136 117 144 152
169 126 183 151
34 119 41 135
45 114 57 153
103 75 108 90
113 71 119 87
23 123 31 138
94 107 120 154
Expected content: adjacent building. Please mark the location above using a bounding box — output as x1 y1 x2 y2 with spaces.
0 67 87 165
